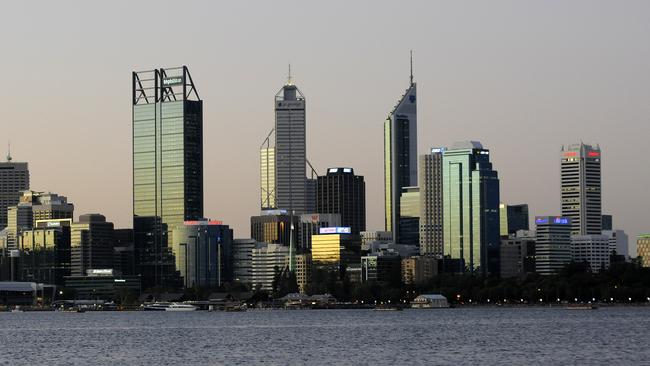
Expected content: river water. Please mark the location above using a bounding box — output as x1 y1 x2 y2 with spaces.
1 307 648 365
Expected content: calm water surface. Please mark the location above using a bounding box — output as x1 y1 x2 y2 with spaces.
1 307 648 365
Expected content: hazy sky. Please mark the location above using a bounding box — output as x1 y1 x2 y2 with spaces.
1 1 649 254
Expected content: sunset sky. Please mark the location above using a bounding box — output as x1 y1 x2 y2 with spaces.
1 1 648 253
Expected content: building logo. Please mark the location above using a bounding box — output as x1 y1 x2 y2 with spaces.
319 227 352 234
162 77 183 86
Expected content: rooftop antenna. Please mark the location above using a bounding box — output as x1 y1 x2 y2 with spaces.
409 50 414 86
287 63 292 85
6 141 11 162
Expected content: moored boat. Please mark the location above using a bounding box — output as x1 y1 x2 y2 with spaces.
143 302 197 312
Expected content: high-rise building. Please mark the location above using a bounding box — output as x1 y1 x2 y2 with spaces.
571 234 610 272
18 218 72 285
171 220 233 288
500 230 536 278
5 191 74 250
637 234 650 268
20 191 74 223
419 148 444 256
297 213 341 251
5 204 32 250
442 141 500 275
0 153 29 230
561 143 602 235
399 186 420 245
499 203 530 237
71 214 115 276
274 76 308 214
251 243 289 291
384 54 417 242
316 168 365 235
603 229 629 259
535 216 572 275
232 238 263 286
132 66 203 288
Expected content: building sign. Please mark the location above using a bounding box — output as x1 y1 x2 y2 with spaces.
319 227 352 234
563 152 577 157
535 217 569 225
88 269 113 276
553 217 569 225
587 151 600 157
162 77 183 86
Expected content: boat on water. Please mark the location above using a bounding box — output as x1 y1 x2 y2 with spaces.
143 302 198 312
373 305 403 311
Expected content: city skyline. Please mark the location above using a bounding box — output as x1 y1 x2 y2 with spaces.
1 2 649 253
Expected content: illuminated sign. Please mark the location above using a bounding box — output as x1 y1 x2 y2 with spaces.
46 221 61 227
535 217 549 225
343 168 352 173
114 279 126 283
431 147 446 154
535 217 569 225
88 269 113 276
184 220 223 226
319 227 352 234
553 217 569 225
328 168 338 173
563 152 577 157
162 77 183 86
587 151 600 157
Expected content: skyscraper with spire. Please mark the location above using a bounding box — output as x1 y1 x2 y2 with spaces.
0 144 29 230
384 52 417 243
261 66 312 214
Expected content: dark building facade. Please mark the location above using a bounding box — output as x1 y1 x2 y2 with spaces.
70 214 114 276
316 168 366 235
132 66 203 288
17 220 71 285
250 211 298 247
500 204 530 237
133 216 178 289
384 67 417 243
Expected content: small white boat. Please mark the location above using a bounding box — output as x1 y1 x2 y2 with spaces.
143 302 197 312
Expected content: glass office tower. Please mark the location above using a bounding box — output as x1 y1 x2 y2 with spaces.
442 141 500 276
132 66 203 288
384 60 417 243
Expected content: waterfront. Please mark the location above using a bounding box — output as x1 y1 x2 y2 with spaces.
1 308 648 365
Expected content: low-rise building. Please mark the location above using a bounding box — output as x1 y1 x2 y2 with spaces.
500 230 536 278
251 243 289 291
401 256 438 285
571 234 610 272
637 234 650 267
411 294 449 308
361 252 401 284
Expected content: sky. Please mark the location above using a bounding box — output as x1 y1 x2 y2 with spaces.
1 1 649 255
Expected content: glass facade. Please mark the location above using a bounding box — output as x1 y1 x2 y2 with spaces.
132 67 203 288
171 222 233 288
260 147 276 209
442 142 500 275
384 82 417 242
